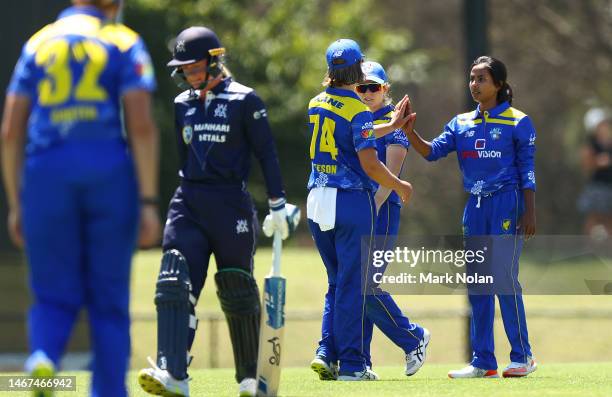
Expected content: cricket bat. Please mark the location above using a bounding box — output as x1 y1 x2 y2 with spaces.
256 230 286 397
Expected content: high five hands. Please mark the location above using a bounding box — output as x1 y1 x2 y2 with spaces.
392 95 417 133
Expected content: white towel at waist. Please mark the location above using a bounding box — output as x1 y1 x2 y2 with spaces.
306 187 337 232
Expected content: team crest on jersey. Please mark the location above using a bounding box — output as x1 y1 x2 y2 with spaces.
185 107 196 116
502 219 512 232
182 125 193 144
214 103 228 119
489 127 502 140
236 219 249 234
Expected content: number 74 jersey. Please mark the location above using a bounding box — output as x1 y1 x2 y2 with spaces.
7 6 156 154
307 87 376 191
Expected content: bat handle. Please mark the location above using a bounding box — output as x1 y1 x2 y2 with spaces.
271 230 282 277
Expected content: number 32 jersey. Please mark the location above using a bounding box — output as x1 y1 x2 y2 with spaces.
307 87 376 191
7 6 156 155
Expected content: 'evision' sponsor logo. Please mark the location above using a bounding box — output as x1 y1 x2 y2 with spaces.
462 150 502 159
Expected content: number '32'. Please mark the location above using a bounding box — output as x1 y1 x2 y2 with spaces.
35 38 108 106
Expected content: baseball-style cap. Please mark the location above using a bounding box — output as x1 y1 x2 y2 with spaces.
167 26 223 67
326 39 364 70
362 61 388 84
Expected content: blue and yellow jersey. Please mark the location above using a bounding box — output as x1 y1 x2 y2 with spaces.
7 6 156 154
307 87 376 191
426 101 536 195
372 104 410 205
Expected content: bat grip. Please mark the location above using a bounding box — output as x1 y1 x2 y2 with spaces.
271 230 282 276
271 231 283 277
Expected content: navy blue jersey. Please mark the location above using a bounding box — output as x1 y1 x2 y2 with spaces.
427 101 536 195
372 104 410 206
173 78 284 198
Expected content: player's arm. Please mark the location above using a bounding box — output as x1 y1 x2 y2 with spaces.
374 145 408 212
402 115 457 161
123 90 161 248
353 112 412 203
118 37 161 248
243 92 297 239
358 148 412 204
243 92 285 199
514 116 537 239
1 94 30 248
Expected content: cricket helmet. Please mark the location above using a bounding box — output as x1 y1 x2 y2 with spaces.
167 26 225 67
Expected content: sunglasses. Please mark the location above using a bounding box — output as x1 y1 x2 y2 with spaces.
356 83 383 93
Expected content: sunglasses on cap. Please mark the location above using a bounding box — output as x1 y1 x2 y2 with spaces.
356 83 383 93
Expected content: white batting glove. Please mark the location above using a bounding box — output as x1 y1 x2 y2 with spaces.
264 198 289 239
263 198 301 240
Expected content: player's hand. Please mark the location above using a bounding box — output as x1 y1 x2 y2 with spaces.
389 95 412 130
263 199 301 240
517 209 536 241
393 180 413 205
7 207 24 249
265 198 289 239
402 112 417 135
138 205 161 248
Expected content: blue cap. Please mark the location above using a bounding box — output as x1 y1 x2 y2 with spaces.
326 39 364 70
362 61 387 84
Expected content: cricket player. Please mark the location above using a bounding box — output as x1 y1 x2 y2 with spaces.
402 56 537 378
137 26 294 397
307 39 414 381
356 61 430 376
1 1 160 396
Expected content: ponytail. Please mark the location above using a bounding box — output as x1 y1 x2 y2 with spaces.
498 81 513 105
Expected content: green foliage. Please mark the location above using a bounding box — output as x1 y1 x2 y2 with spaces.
124 0 425 205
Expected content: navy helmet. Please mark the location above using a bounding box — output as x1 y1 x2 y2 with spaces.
168 26 227 90
168 27 225 67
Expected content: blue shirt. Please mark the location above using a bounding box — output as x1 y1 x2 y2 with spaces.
427 101 536 195
307 87 376 191
372 104 410 206
173 78 285 198
7 6 156 155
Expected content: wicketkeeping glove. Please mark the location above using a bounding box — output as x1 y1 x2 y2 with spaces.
262 198 301 240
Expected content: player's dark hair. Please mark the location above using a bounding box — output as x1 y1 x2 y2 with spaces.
471 56 513 105
323 62 364 87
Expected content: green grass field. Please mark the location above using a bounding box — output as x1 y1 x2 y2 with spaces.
128 247 612 370
4 363 612 396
